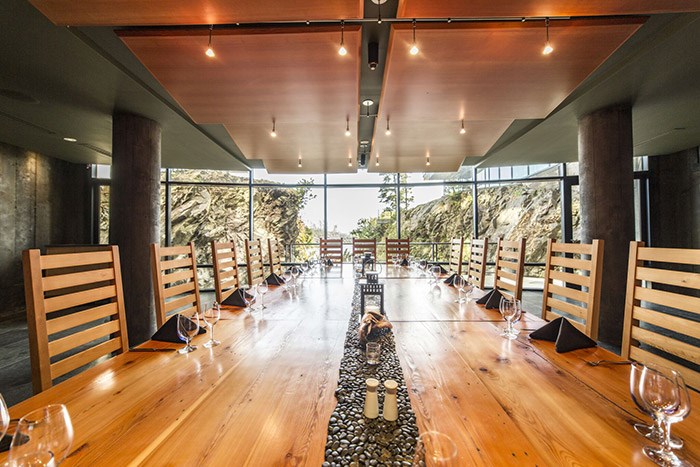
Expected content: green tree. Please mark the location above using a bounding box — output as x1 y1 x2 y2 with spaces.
378 174 414 213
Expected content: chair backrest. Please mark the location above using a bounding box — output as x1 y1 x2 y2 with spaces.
150 242 201 328
448 238 464 276
541 239 604 339
386 238 410 262
353 238 377 258
320 239 343 264
22 246 129 393
467 238 488 290
268 238 283 276
495 238 526 301
211 241 241 304
621 241 700 389
245 238 265 287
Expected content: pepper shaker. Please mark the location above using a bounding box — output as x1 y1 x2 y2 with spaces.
364 378 380 419
383 379 398 421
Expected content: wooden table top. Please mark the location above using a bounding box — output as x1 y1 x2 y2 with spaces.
4 265 699 466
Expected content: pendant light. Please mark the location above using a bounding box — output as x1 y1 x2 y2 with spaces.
460 120 466 134
205 25 215 58
426 152 431 166
385 119 391 136
270 119 277 138
345 117 351 136
410 19 419 56
542 18 554 55
338 20 348 56
298 155 302 168
375 153 380 167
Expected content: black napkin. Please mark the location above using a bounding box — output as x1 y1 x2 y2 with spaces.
438 265 448 274
325 258 333 267
221 288 254 307
529 317 597 353
266 273 285 285
443 273 459 285
1 434 11 453
400 258 409 267
476 289 494 305
484 289 505 310
151 315 206 343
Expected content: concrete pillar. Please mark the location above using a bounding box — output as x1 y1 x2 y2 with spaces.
110 113 161 345
578 106 634 349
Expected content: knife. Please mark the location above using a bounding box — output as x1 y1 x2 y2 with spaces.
130 348 177 352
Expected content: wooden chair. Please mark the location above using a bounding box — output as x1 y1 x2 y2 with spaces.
150 242 201 328
386 238 410 263
622 242 700 389
22 246 129 393
268 238 284 277
467 238 488 290
245 238 265 287
211 241 242 305
541 239 604 339
447 238 464 276
320 238 343 264
495 238 526 301
353 238 377 258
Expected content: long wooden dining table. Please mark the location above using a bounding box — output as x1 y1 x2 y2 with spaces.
3 265 699 466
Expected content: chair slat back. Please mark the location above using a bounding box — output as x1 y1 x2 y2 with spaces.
386 238 410 262
211 241 241 304
467 238 488 290
268 238 283 276
245 239 265 287
22 245 129 393
151 242 201 328
320 239 343 264
448 238 464 276
353 238 377 258
541 239 604 339
622 242 700 389
495 238 526 301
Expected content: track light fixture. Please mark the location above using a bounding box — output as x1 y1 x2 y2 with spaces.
385 119 391 136
338 20 348 56
460 120 466 134
377 1 382 24
410 19 419 56
205 25 215 58
270 119 277 137
542 18 554 55
345 117 351 136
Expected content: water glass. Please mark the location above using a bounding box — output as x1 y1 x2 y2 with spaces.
176 312 199 353
366 342 381 366
9 404 73 465
412 431 458 466
453 276 466 303
203 302 221 348
498 297 522 339
257 280 269 310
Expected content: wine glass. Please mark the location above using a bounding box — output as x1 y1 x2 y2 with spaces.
639 365 691 466
282 270 293 290
412 431 458 466
453 276 466 303
257 280 269 310
418 259 428 276
9 404 73 465
630 363 684 448
290 266 300 290
176 312 199 353
202 302 221 348
429 265 441 285
499 297 521 339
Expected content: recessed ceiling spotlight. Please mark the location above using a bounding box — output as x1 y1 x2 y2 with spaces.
63 137 77 142
542 18 554 55
338 20 347 56
360 140 370 145
460 120 466 134
362 99 374 107
205 25 215 58
410 19 419 56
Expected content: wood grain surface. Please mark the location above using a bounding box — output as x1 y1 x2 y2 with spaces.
4 265 698 466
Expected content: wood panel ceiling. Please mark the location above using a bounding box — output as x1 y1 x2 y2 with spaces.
397 0 700 18
369 19 644 172
29 0 364 26
120 27 362 173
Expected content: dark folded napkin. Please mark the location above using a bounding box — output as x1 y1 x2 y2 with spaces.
221 288 254 307
1 434 11 453
529 317 597 353
476 289 494 305
438 265 448 275
484 289 505 310
443 273 459 285
266 273 285 285
151 315 206 343
325 258 334 267
400 258 409 267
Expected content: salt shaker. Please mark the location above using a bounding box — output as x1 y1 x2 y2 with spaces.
383 379 398 421
364 378 380 419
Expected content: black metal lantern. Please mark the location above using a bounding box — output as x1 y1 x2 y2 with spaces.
360 282 384 315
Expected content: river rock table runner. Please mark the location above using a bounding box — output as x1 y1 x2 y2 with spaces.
323 282 419 466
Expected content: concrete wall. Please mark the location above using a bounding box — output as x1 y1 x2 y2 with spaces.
649 147 700 251
0 142 90 320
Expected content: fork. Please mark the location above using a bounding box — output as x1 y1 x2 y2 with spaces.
585 359 632 366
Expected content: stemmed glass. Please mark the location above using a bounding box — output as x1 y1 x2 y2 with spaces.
498 297 522 339
418 260 428 277
429 265 441 285
1 393 9 440
9 404 73 466
630 363 684 449
282 270 293 290
638 364 691 466
291 266 300 290
453 276 467 303
202 301 221 348
257 280 269 310
176 311 200 353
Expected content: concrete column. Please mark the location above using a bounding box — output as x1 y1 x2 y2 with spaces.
578 106 634 349
110 113 161 345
